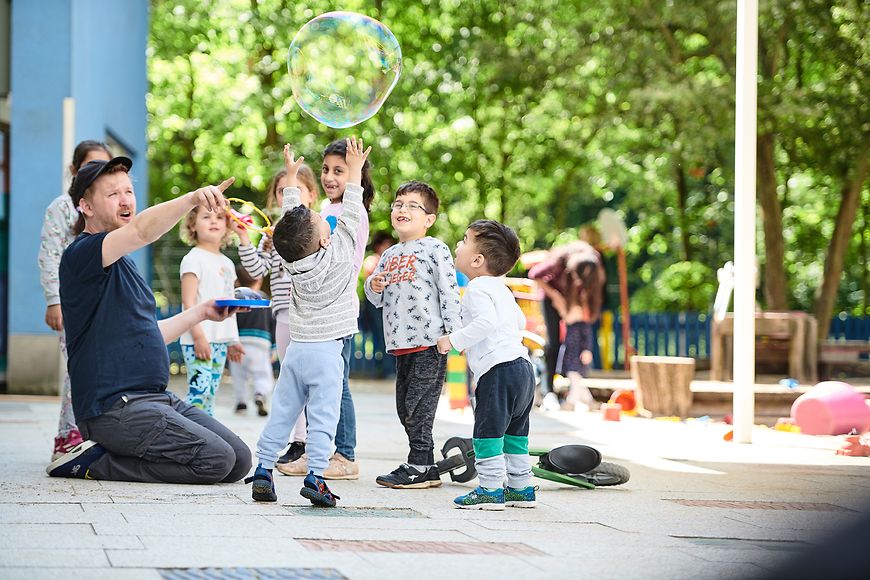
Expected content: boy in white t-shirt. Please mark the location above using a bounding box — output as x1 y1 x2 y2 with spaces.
437 220 536 510
179 205 242 416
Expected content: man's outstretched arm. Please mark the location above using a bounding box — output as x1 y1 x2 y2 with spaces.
157 300 244 345
101 178 234 267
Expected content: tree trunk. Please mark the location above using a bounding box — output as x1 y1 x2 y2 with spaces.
553 167 577 232
183 54 200 186
757 132 789 310
498 148 510 224
250 0 278 150
674 163 692 262
755 27 790 311
813 141 870 339
863 193 869 318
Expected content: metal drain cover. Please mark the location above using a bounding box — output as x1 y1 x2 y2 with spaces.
159 568 346 579
286 506 426 518
297 538 544 555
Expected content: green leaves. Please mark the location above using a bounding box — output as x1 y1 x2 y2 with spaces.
147 0 869 316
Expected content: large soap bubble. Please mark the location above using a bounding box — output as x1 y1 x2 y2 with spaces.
288 11 402 129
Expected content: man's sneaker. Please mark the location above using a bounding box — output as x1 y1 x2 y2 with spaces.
51 428 84 461
46 440 105 479
277 441 305 465
453 486 506 510
300 472 340 507
254 394 268 417
323 453 359 480
245 464 277 502
375 463 441 489
505 485 538 508
275 453 308 476
235 403 248 414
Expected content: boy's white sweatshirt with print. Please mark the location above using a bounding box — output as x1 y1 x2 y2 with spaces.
364 237 461 351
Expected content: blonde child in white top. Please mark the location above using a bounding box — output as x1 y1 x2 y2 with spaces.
180 205 241 416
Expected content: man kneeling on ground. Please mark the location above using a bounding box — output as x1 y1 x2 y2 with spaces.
46 156 252 484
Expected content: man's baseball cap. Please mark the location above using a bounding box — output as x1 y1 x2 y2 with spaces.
71 156 133 208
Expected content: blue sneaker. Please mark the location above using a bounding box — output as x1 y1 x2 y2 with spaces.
45 440 105 479
245 464 277 502
300 472 340 508
453 486 505 510
505 485 537 508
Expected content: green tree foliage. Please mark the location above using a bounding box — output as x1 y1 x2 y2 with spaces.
632 261 717 312
147 0 869 324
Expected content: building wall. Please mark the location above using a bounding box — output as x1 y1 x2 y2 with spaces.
6 0 148 394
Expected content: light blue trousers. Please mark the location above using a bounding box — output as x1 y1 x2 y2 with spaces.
256 339 344 475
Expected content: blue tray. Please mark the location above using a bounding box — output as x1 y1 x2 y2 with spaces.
215 299 271 308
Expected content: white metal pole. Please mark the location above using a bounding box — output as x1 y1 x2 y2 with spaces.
60 97 76 392
733 0 758 443
62 97 75 192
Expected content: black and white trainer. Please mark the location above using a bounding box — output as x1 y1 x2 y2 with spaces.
375 463 441 489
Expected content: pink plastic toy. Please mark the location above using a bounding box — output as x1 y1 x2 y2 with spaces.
601 403 622 422
791 381 870 436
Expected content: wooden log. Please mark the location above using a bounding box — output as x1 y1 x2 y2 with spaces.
630 355 695 417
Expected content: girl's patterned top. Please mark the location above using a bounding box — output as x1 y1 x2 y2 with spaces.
39 194 78 306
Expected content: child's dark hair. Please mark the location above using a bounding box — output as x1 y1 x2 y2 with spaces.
70 140 112 175
370 230 396 253
395 181 439 214
272 206 319 263
467 219 521 277
322 139 374 211
235 262 258 288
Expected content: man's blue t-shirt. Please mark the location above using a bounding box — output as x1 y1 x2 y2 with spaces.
60 232 169 422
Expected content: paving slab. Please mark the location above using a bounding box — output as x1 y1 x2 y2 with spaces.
1 381 868 579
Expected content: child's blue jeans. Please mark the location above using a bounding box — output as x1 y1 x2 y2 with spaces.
256 339 344 475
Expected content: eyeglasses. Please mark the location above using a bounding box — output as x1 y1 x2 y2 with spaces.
390 201 432 214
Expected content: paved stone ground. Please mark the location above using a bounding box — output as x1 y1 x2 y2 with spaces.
1 379 868 580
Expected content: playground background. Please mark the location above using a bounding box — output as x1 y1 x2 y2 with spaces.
1 0 868 394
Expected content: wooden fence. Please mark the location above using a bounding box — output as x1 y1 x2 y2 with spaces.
156 307 867 377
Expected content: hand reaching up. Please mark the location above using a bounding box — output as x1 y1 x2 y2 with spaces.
345 136 371 185
283 145 305 180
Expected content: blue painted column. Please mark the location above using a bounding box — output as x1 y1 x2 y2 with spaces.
7 0 149 393
70 0 150 279
8 0 72 355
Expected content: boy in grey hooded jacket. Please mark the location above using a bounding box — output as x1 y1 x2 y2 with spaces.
249 139 370 506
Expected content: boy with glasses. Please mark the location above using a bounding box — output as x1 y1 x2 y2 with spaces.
364 181 460 489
